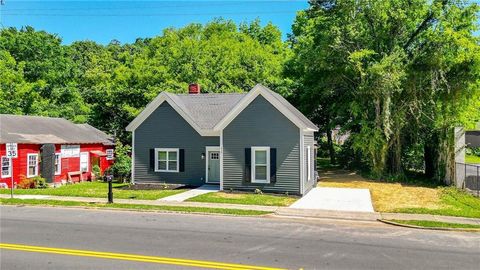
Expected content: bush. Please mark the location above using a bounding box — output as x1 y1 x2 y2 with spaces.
17 176 35 189
92 165 101 178
33 176 48 189
466 146 480 157
17 175 48 189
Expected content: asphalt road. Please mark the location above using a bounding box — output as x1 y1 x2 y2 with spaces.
1 206 479 270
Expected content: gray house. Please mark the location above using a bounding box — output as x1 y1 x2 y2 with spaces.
126 84 318 195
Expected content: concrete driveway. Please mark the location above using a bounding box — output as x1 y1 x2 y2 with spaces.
290 187 375 212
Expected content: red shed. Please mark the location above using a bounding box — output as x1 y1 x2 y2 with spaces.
0 114 115 188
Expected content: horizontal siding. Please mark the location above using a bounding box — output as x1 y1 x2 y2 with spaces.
303 133 316 194
223 95 301 195
134 102 219 186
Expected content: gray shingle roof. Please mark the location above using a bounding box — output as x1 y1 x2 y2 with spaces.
0 114 114 145
168 92 247 129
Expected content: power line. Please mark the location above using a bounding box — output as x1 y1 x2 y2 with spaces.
1 1 305 11
1 10 298 17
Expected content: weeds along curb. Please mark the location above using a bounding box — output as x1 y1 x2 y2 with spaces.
378 219 480 233
0 202 273 217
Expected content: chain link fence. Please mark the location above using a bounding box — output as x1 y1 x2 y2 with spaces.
455 162 480 197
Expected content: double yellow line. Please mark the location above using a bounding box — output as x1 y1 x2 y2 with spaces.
0 243 286 270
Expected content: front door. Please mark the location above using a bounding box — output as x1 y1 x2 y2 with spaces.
207 149 220 183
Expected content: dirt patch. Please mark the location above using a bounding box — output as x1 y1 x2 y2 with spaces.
318 170 442 212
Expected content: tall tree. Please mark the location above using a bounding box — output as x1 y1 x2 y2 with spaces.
287 0 480 181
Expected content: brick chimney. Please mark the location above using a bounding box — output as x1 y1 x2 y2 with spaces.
188 83 201 94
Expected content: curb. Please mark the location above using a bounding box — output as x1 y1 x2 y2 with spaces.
0 202 274 217
378 219 480 233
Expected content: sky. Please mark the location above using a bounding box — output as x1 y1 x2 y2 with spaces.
0 0 309 44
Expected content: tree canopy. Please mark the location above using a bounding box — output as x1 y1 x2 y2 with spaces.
0 19 290 142
286 0 480 182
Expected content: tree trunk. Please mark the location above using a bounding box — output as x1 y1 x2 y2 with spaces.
326 127 336 165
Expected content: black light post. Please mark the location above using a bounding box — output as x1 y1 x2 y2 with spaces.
107 174 113 203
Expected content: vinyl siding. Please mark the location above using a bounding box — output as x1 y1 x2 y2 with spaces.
303 132 316 194
223 95 301 195
134 102 219 186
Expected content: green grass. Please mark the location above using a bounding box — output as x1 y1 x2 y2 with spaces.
0 182 185 200
394 187 480 218
0 198 272 216
466 154 480 164
187 192 297 206
389 219 480 229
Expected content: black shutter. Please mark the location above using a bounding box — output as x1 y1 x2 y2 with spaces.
179 149 185 172
270 148 277 183
150 149 155 171
244 148 251 182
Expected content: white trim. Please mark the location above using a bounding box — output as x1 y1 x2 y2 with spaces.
54 153 61 175
131 130 135 184
1 156 12 178
219 130 224 190
251 146 270 184
205 146 221 183
307 145 312 182
299 129 305 195
27 153 39 178
80 152 89 172
214 84 318 132
154 148 179 172
125 92 220 136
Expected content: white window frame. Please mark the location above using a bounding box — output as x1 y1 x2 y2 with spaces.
307 146 312 181
1 156 11 178
27 153 39 178
251 146 270 184
55 153 62 175
154 148 179 173
80 152 89 172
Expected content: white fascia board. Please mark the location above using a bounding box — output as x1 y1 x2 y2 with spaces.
214 84 311 131
125 92 220 136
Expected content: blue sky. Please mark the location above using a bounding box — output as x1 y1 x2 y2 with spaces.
0 0 309 44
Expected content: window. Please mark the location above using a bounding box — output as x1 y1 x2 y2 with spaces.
80 152 89 172
251 147 270 183
55 153 61 175
210 152 219 160
27 154 38 178
306 146 311 181
1 156 11 178
155 148 179 172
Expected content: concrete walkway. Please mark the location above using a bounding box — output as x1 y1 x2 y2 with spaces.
159 185 219 202
2 194 479 225
289 187 375 212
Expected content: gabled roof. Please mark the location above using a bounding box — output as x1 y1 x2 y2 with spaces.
0 114 114 145
126 84 318 134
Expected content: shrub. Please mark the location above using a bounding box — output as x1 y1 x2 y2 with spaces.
33 176 48 189
17 176 35 189
17 175 48 189
92 165 101 178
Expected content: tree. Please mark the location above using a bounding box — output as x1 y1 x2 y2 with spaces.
287 0 480 182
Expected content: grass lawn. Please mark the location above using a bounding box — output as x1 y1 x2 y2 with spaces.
388 219 480 229
187 192 298 206
0 182 185 200
0 198 271 216
466 154 480 164
318 170 480 218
